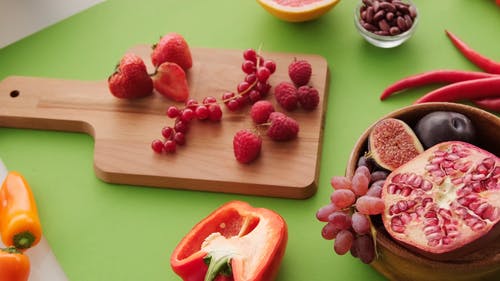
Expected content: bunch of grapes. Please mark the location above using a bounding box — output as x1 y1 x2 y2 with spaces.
316 156 389 264
222 48 275 111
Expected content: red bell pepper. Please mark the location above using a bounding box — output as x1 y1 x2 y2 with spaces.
170 201 288 281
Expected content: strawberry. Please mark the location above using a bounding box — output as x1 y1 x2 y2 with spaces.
108 53 153 99
288 59 312 86
233 129 262 164
274 81 298 111
151 33 193 70
267 112 299 141
152 62 190 102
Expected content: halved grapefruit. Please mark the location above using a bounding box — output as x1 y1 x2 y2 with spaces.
256 0 341 22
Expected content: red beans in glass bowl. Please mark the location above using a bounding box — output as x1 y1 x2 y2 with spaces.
354 0 419 48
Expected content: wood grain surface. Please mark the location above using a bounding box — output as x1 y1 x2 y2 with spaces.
0 46 329 199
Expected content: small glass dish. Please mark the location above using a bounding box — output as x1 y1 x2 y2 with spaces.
354 0 419 48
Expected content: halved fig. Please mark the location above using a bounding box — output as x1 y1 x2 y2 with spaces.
368 118 424 171
381 141 500 259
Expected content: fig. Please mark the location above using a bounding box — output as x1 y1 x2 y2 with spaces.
414 111 476 149
368 118 424 171
381 141 500 259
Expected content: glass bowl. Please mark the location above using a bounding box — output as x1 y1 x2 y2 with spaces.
354 0 419 48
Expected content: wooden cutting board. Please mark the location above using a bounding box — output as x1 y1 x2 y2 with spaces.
0 46 329 199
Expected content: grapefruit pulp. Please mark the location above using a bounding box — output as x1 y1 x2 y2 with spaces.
256 0 341 22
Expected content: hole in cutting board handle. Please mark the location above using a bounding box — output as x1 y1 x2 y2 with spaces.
10 90 20 97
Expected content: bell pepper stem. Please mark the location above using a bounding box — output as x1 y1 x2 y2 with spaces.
13 231 36 249
204 254 232 281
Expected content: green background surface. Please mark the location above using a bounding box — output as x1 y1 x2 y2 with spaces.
1 1 499 280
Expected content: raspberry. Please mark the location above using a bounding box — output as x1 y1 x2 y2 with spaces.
274 81 298 111
288 59 312 86
297 85 320 110
233 129 262 164
250 100 275 124
267 112 299 141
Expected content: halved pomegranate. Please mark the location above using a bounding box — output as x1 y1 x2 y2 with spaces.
381 141 499 258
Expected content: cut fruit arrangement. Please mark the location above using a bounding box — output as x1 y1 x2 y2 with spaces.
316 110 499 265
107 33 321 163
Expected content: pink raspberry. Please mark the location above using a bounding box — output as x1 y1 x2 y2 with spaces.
250 100 275 124
288 59 312 86
233 129 262 164
274 81 298 111
267 112 299 141
297 85 320 110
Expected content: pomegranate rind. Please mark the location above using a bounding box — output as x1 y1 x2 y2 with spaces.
381 141 500 255
368 118 424 171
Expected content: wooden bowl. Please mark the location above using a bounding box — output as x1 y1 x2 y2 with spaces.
346 102 500 281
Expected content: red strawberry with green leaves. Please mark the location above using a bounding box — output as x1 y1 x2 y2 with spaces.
152 62 189 102
151 33 193 71
108 53 153 99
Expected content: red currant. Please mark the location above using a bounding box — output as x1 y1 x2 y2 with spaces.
243 48 257 63
256 67 271 82
151 139 164 153
226 99 241 111
242 60 256 74
161 126 174 139
263 59 276 74
164 140 176 153
195 105 209 120
174 132 186 145
185 99 199 110
180 108 195 122
208 104 222 121
245 73 257 84
174 120 190 133
237 81 251 94
167 106 180 118
222 92 235 104
202 96 217 105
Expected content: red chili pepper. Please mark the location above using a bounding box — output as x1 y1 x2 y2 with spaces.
471 97 500 112
414 77 500 104
445 30 500 74
380 70 497 100
170 201 288 281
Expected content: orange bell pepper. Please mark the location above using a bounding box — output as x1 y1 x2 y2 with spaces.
0 247 30 281
170 201 288 281
0 171 42 249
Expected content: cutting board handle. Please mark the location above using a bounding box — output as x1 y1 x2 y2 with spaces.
0 75 167 136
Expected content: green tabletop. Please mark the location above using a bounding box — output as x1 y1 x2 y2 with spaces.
1 1 499 280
